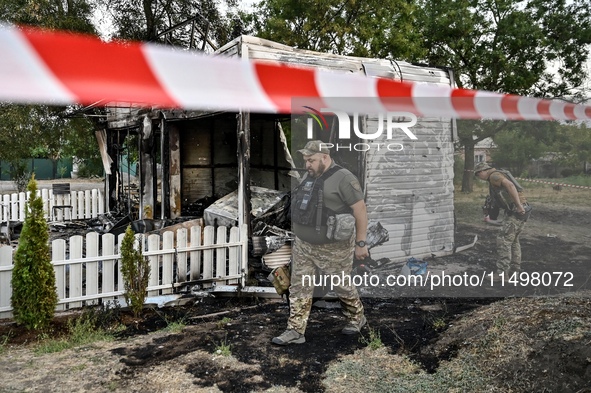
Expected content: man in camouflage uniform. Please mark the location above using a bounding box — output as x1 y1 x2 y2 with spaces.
272 141 369 345
475 161 530 275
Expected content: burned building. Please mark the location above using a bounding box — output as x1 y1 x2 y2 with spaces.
101 35 457 264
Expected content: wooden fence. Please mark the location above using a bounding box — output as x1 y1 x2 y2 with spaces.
0 188 104 222
0 224 248 319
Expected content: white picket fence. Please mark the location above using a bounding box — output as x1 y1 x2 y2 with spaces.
0 188 104 223
0 224 248 319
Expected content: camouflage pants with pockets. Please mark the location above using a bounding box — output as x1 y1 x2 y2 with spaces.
497 213 526 274
287 236 364 334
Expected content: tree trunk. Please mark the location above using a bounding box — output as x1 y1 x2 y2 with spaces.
461 140 476 192
143 0 156 40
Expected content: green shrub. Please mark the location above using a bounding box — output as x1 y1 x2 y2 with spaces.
77 157 104 178
9 160 31 193
359 328 383 350
11 176 58 330
120 225 150 317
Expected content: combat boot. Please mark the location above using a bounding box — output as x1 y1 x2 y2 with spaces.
272 329 305 345
342 315 367 335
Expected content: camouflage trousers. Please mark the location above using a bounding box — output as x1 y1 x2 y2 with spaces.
287 236 364 334
497 213 526 273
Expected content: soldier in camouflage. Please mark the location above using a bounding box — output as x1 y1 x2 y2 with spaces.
475 161 530 275
272 140 368 346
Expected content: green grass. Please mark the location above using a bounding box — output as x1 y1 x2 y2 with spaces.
214 334 232 357
162 321 186 334
35 314 114 355
106 381 118 391
432 318 446 330
0 331 12 355
359 328 383 350
216 317 232 329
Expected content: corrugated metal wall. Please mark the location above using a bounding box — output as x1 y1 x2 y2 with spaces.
364 116 455 261
363 63 455 261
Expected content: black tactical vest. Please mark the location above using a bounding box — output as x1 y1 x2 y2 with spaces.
291 165 344 233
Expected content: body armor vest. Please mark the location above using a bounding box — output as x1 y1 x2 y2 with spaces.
291 165 350 233
488 169 524 210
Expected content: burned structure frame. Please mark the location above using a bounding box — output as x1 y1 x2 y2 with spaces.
101 35 458 263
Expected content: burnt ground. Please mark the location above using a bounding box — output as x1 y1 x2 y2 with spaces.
1 191 591 392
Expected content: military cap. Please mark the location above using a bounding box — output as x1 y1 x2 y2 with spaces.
297 140 330 156
474 161 492 175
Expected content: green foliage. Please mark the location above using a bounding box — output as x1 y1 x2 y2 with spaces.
490 122 556 175
551 122 591 169
359 328 383 350
421 0 591 99
35 311 114 355
249 0 425 61
120 225 150 318
214 333 232 356
216 316 232 329
0 1 99 166
424 0 591 192
432 318 446 330
77 157 104 178
0 331 12 355
0 0 96 35
556 174 591 187
106 0 243 49
11 177 58 330
8 160 32 193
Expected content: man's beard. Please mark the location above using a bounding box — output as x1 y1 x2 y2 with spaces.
309 161 326 178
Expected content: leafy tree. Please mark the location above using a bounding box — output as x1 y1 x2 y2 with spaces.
248 0 425 60
0 0 96 35
104 0 244 51
551 122 591 171
420 0 591 191
490 123 554 176
0 104 100 183
120 225 150 317
11 176 58 330
0 0 100 181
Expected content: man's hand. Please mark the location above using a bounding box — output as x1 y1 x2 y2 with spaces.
516 204 525 215
355 245 369 260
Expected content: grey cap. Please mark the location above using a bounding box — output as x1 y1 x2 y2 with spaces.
297 140 330 156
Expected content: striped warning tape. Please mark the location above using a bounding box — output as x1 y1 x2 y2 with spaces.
515 178 591 190
1 24 591 120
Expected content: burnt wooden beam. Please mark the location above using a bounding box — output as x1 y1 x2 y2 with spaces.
106 129 118 212
169 123 181 218
160 116 171 219
274 121 279 190
237 111 251 236
140 115 155 219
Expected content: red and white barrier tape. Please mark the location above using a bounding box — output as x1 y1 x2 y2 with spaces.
1 25 591 119
515 178 591 190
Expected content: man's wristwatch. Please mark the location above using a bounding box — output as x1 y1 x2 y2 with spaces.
355 240 366 247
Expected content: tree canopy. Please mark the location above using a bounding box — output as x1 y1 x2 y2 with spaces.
0 0 100 179
248 0 425 60
419 0 591 190
104 0 246 51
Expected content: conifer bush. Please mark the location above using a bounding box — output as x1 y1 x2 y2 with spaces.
11 176 58 330
120 225 150 317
